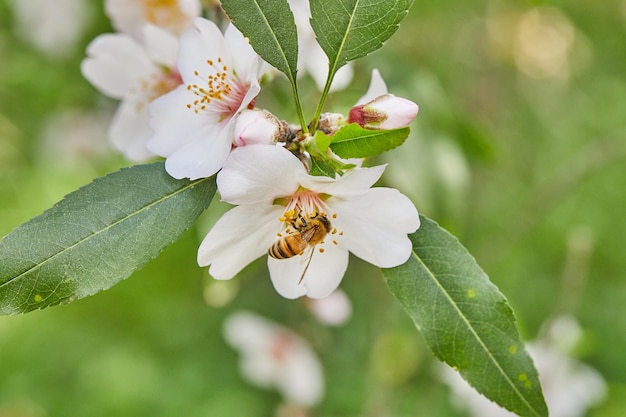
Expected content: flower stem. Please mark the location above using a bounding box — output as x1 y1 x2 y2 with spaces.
309 70 335 133
291 82 308 134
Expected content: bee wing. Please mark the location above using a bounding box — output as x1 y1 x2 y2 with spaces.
299 226 317 243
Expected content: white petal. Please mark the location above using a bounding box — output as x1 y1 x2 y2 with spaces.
277 346 325 406
197 204 281 279
300 37 353 92
164 124 232 179
331 188 419 267
298 164 387 198
109 101 155 161
143 24 179 67
217 145 304 205
356 68 388 105
147 85 216 156
223 311 276 352
81 33 155 99
225 23 263 81
268 243 349 299
177 18 229 84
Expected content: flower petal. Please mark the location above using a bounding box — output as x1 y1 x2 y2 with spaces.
225 23 270 81
218 145 304 205
147 85 216 156
298 164 387 198
143 24 178 67
198 204 282 279
109 101 155 161
81 33 155 99
268 243 349 299
331 188 419 267
355 68 388 105
164 123 232 179
177 18 229 84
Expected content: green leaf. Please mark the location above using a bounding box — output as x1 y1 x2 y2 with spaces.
221 0 298 82
382 216 548 417
310 0 413 74
0 163 216 315
329 124 409 158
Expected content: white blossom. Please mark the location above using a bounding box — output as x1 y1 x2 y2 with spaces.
81 24 180 161
147 18 270 179
8 0 89 58
197 145 420 299
105 0 200 41
223 311 325 407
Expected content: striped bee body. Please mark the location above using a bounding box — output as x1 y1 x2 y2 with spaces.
268 212 331 260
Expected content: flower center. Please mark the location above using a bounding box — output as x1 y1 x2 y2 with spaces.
275 189 342 252
133 67 183 112
141 0 189 34
185 58 249 120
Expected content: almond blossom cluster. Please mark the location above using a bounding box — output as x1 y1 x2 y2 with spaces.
81 1 421 300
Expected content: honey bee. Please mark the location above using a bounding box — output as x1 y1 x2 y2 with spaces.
268 212 332 282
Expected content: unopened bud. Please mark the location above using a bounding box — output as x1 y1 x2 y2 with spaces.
348 94 419 130
234 110 286 146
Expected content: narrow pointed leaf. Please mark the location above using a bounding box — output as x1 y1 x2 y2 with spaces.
310 0 413 75
382 215 548 417
221 0 298 82
0 163 216 315
329 124 409 158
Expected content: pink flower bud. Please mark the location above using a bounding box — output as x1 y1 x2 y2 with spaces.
233 110 282 146
348 94 419 130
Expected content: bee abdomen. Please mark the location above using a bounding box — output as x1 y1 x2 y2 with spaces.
268 236 306 259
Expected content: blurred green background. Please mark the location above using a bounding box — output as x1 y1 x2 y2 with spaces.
1 0 625 416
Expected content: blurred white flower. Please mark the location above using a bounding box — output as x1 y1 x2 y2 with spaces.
305 289 352 326
81 24 180 161
198 145 419 299
8 0 89 58
440 315 607 417
147 18 270 179
223 311 324 407
287 0 353 91
105 0 201 41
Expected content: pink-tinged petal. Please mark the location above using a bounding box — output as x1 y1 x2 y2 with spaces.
268 243 349 299
331 188 419 267
218 145 304 205
81 34 155 99
234 110 279 146
355 68 388 105
350 94 419 130
298 164 387 197
143 24 178 67
198 204 282 279
147 85 217 156
109 101 155 162
164 125 232 179
177 18 229 84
